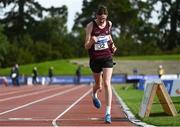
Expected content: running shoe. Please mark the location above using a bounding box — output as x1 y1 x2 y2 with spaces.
92 97 101 109
105 114 112 124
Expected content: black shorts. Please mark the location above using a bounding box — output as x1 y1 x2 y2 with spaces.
89 57 113 73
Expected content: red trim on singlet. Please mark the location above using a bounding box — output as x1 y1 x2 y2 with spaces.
88 20 113 60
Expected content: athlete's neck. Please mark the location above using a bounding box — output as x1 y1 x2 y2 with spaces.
95 19 106 28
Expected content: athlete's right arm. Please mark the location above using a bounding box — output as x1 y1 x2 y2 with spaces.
84 22 96 50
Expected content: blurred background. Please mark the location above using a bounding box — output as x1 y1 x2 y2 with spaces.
0 0 179 68
0 1 179 125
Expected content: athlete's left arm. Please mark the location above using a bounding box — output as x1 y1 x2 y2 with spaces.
108 21 117 54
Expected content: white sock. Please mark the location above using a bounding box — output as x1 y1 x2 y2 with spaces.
92 92 97 98
106 106 111 115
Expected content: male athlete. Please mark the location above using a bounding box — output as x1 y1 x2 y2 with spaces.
84 5 117 123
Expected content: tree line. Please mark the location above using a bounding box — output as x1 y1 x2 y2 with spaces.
0 0 179 67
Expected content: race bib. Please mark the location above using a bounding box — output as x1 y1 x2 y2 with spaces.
94 36 109 51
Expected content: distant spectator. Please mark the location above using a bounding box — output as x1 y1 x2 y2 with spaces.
132 68 138 88
158 65 165 78
75 66 81 84
32 67 38 84
10 64 19 86
48 66 54 84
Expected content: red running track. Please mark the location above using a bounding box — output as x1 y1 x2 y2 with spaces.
0 85 135 126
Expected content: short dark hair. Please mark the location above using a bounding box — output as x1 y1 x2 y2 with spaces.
96 5 108 15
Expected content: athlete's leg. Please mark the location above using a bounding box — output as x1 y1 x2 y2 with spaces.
92 72 103 109
102 68 113 123
89 58 103 94
103 68 113 108
92 72 103 95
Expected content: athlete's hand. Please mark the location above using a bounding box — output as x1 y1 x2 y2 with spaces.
111 44 117 54
90 36 97 43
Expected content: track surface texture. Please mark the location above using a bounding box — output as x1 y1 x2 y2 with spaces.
0 85 136 127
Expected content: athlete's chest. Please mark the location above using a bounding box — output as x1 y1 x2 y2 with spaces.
93 27 110 36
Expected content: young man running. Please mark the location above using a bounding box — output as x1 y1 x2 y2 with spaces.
84 5 117 123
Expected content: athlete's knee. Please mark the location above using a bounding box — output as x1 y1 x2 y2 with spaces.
103 80 111 88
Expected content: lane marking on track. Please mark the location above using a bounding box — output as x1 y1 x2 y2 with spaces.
0 118 52 121
0 87 41 96
1 117 101 121
89 117 101 121
0 117 101 121
52 88 92 127
8 118 32 121
0 85 68 102
0 86 48 96
0 85 84 116
55 118 101 121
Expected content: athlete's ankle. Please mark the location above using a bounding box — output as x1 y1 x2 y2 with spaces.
105 106 111 115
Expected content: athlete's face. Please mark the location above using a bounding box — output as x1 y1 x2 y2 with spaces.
96 14 108 23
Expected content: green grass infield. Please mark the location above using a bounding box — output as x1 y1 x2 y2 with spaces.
114 84 180 126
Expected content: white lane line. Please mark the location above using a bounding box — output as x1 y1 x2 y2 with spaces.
52 88 92 127
8 118 32 121
0 85 68 102
0 87 43 96
0 85 84 116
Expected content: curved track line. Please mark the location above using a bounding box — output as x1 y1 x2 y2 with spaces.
0 85 84 116
52 88 92 127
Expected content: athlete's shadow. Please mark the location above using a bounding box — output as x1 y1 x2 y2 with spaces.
98 117 131 123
